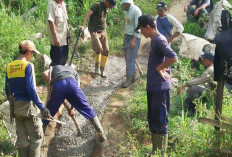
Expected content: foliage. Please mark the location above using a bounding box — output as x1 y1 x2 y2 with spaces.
121 59 232 156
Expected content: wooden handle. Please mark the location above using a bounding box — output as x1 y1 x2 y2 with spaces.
135 60 143 76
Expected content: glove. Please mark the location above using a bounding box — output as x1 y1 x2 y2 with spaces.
41 107 51 118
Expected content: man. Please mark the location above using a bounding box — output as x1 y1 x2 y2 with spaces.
155 1 184 43
42 65 106 142
81 0 117 78
184 0 212 20
178 46 215 115
121 0 142 88
135 15 177 156
5 40 50 157
47 0 69 66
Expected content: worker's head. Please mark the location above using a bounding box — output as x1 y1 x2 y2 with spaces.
122 0 133 11
135 15 157 38
200 50 214 67
105 0 117 9
156 1 167 17
55 0 64 3
19 40 40 61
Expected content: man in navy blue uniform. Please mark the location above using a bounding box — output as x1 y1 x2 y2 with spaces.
135 15 177 156
5 40 50 157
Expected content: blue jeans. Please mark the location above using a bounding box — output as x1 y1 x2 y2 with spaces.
123 35 141 77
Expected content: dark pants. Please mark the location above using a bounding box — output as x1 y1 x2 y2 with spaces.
147 90 171 134
184 85 205 111
43 77 96 125
187 6 208 20
50 45 69 66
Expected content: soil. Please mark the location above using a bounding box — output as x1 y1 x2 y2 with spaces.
41 1 187 156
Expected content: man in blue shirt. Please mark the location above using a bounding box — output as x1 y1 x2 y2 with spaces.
135 15 177 156
155 1 184 43
5 40 50 157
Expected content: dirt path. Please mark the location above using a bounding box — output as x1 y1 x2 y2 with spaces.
42 1 188 156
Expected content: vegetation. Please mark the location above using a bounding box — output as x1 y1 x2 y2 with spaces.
120 0 232 156
0 0 232 156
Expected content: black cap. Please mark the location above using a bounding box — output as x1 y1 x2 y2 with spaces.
107 0 117 8
134 15 155 32
156 1 167 10
201 51 214 60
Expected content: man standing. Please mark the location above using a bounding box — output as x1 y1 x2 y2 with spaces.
121 0 142 88
178 46 215 115
5 40 50 157
47 0 69 66
184 0 212 20
42 65 106 142
81 0 117 78
155 1 184 43
135 15 177 156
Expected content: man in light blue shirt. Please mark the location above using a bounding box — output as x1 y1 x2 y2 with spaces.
121 0 142 88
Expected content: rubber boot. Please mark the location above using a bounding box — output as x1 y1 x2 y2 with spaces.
100 66 106 78
18 147 29 157
90 116 107 142
148 134 168 157
122 76 133 88
95 62 100 75
29 148 40 157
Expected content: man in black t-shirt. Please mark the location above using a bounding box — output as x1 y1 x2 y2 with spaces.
81 0 116 78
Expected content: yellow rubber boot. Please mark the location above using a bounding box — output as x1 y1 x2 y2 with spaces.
100 55 108 78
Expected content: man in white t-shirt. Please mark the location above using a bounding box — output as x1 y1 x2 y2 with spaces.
47 0 69 66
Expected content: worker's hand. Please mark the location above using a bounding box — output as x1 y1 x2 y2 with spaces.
184 6 188 13
177 85 186 95
79 26 85 31
54 38 61 47
130 38 136 48
41 107 51 118
194 9 199 17
167 37 173 44
156 68 171 80
68 108 75 117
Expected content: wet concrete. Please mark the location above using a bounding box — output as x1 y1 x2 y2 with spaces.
47 55 148 157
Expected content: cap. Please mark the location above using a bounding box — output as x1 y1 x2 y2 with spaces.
201 51 214 60
107 0 117 8
20 40 40 54
156 1 167 10
134 15 155 32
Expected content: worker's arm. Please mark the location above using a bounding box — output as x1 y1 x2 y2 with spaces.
48 21 60 46
184 2 191 13
25 63 45 109
167 14 184 43
81 10 93 29
42 69 51 84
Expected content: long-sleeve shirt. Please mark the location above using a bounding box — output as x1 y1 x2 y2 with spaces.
155 14 184 39
185 64 214 88
123 3 142 38
5 59 45 109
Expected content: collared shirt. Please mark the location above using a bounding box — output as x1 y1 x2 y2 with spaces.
147 34 177 92
155 14 184 39
88 2 108 32
123 4 142 38
185 65 214 88
47 0 68 46
5 59 45 109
